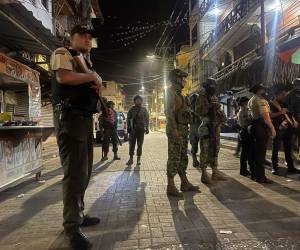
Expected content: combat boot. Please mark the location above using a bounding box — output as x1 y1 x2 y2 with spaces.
101 152 108 162
126 156 134 165
201 168 212 184
113 152 121 160
192 154 200 168
179 173 200 192
137 156 141 165
167 176 184 199
212 168 227 181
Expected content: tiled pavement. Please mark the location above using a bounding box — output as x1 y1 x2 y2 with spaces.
0 132 300 250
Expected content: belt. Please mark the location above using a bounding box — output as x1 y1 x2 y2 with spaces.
54 105 93 118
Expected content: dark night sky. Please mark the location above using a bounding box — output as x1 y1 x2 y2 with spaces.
92 0 189 95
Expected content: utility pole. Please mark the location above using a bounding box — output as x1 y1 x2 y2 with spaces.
260 0 266 56
155 82 159 131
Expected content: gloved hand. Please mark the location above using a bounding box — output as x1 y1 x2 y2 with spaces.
145 128 149 134
127 127 132 134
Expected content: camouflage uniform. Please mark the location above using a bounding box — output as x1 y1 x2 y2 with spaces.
165 85 191 176
196 89 225 169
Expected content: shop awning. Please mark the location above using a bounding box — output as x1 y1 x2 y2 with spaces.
277 35 300 64
0 3 61 56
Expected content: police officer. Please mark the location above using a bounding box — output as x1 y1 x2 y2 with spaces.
286 78 300 173
195 79 226 185
126 95 149 165
237 96 253 176
165 69 199 198
50 25 104 250
189 93 201 167
100 101 121 161
248 84 276 183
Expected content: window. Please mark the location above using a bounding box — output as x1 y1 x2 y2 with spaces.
191 25 198 45
41 0 48 10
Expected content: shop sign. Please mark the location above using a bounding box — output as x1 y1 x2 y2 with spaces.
0 53 39 85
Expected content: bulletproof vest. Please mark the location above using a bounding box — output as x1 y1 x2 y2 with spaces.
176 95 191 125
51 49 98 113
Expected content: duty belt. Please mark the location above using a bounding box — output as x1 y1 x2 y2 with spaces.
54 104 93 118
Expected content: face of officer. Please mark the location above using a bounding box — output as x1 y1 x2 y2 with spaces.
70 33 92 53
276 90 287 102
135 98 143 106
205 84 216 96
256 88 266 97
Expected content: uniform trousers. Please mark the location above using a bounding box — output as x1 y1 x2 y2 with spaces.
54 111 93 233
129 128 145 156
249 121 269 181
102 127 118 153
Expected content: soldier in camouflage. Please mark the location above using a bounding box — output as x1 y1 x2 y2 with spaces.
195 79 226 184
189 93 201 167
165 69 200 198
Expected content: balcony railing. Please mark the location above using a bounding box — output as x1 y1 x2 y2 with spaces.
191 0 214 23
200 0 260 54
210 49 261 81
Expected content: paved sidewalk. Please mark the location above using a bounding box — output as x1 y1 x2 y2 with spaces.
0 132 299 250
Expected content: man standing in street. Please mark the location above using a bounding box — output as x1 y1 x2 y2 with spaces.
189 93 201 167
100 101 121 161
270 86 299 175
50 25 104 250
126 95 149 165
195 79 226 185
165 69 199 199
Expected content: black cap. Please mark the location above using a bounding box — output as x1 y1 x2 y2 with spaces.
238 96 249 105
134 95 143 102
249 84 266 94
70 24 97 38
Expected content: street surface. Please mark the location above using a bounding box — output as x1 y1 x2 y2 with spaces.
0 132 299 250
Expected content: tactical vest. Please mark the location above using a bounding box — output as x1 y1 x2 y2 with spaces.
176 95 191 125
51 49 98 114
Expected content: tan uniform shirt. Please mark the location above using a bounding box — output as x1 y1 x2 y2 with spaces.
248 95 270 120
50 47 74 71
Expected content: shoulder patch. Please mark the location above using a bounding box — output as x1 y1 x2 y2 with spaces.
54 48 68 55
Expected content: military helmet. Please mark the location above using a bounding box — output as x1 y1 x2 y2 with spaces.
107 101 115 106
133 95 143 102
169 69 188 85
203 78 217 88
292 78 300 89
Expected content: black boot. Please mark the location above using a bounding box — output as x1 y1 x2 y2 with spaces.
65 229 92 250
101 152 108 162
137 156 141 165
81 215 100 227
113 152 121 160
126 156 134 165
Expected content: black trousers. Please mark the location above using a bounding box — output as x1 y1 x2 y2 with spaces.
240 128 254 175
129 129 145 157
271 127 294 170
249 121 269 181
54 111 93 233
102 127 118 153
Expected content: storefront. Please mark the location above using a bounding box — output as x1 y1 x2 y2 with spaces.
0 53 53 191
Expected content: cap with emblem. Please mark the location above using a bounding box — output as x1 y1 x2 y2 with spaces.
70 24 97 38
